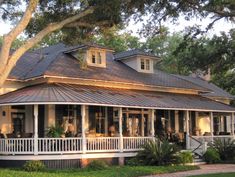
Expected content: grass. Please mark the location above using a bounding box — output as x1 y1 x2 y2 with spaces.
190 172 235 177
0 165 199 177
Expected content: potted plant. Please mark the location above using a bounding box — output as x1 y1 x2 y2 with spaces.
46 125 64 138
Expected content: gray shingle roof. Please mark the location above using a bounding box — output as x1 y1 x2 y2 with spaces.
8 44 207 92
114 49 159 60
175 75 234 99
0 83 234 112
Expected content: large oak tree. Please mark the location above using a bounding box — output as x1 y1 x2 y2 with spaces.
0 0 235 86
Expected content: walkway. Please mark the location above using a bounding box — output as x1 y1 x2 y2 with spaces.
144 164 235 177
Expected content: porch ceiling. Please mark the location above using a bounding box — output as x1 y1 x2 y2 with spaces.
0 83 234 112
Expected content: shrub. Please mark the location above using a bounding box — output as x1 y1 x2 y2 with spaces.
86 160 109 170
203 147 221 164
177 151 193 165
126 157 142 166
136 138 179 166
23 160 46 172
211 138 235 161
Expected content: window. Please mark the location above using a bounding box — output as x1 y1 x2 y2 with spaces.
140 59 151 71
91 52 96 64
90 50 104 65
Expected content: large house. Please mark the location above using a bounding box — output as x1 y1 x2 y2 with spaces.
0 43 234 168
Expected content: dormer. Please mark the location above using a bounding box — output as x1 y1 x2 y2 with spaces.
114 49 160 73
64 44 114 68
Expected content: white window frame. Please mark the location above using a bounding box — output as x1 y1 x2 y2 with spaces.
140 58 151 71
87 49 106 67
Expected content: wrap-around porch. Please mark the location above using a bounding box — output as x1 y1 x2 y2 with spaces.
0 104 234 159
0 83 234 160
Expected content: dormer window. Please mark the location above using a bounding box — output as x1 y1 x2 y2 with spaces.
140 59 150 71
91 51 103 65
87 49 107 67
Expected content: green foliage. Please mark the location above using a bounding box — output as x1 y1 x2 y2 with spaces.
177 151 193 165
210 138 235 161
0 165 198 177
126 157 141 166
23 160 46 172
46 125 64 138
136 138 179 166
203 147 221 164
86 160 109 170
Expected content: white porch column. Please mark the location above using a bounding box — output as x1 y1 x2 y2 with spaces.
81 105 86 154
175 111 179 133
185 110 190 149
151 109 155 137
226 115 231 133
210 112 214 142
231 113 234 136
33 104 38 155
141 109 145 136
119 107 123 152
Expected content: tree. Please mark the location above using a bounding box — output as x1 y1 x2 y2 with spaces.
172 30 235 95
0 0 151 86
94 26 142 52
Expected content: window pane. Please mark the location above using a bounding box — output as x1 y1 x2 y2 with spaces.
146 59 150 70
97 52 102 64
141 59 145 70
91 52 96 63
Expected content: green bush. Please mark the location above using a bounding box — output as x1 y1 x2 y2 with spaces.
203 147 221 164
136 138 179 166
211 138 235 161
86 160 109 170
23 160 46 172
177 151 193 165
126 157 142 166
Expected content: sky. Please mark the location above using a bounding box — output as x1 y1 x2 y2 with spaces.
0 13 234 40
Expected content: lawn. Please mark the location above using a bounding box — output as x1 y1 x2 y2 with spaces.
0 165 199 177
190 172 235 177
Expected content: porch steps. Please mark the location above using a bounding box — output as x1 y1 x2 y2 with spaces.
193 158 206 165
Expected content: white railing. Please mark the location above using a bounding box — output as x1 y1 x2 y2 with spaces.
0 138 34 155
86 137 120 152
189 135 235 155
123 137 153 151
191 135 234 145
38 137 82 154
0 136 153 155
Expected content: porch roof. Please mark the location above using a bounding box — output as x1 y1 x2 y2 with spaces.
0 83 234 112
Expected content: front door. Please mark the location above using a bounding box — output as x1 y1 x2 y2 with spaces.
12 112 25 133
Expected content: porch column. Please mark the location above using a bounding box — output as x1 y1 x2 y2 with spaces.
33 104 38 155
231 112 234 136
210 112 214 142
81 105 86 154
175 111 179 133
185 110 190 149
119 107 123 152
151 109 155 137
141 109 145 136
105 107 108 135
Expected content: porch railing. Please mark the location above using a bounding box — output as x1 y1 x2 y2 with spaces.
0 136 154 155
189 135 235 155
123 137 153 151
38 137 82 154
86 137 120 152
0 138 34 155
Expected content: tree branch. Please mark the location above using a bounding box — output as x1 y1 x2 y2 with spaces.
65 20 110 28
0 7 95 86
0 0 39 68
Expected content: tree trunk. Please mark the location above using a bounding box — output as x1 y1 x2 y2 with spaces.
0 1 94 86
